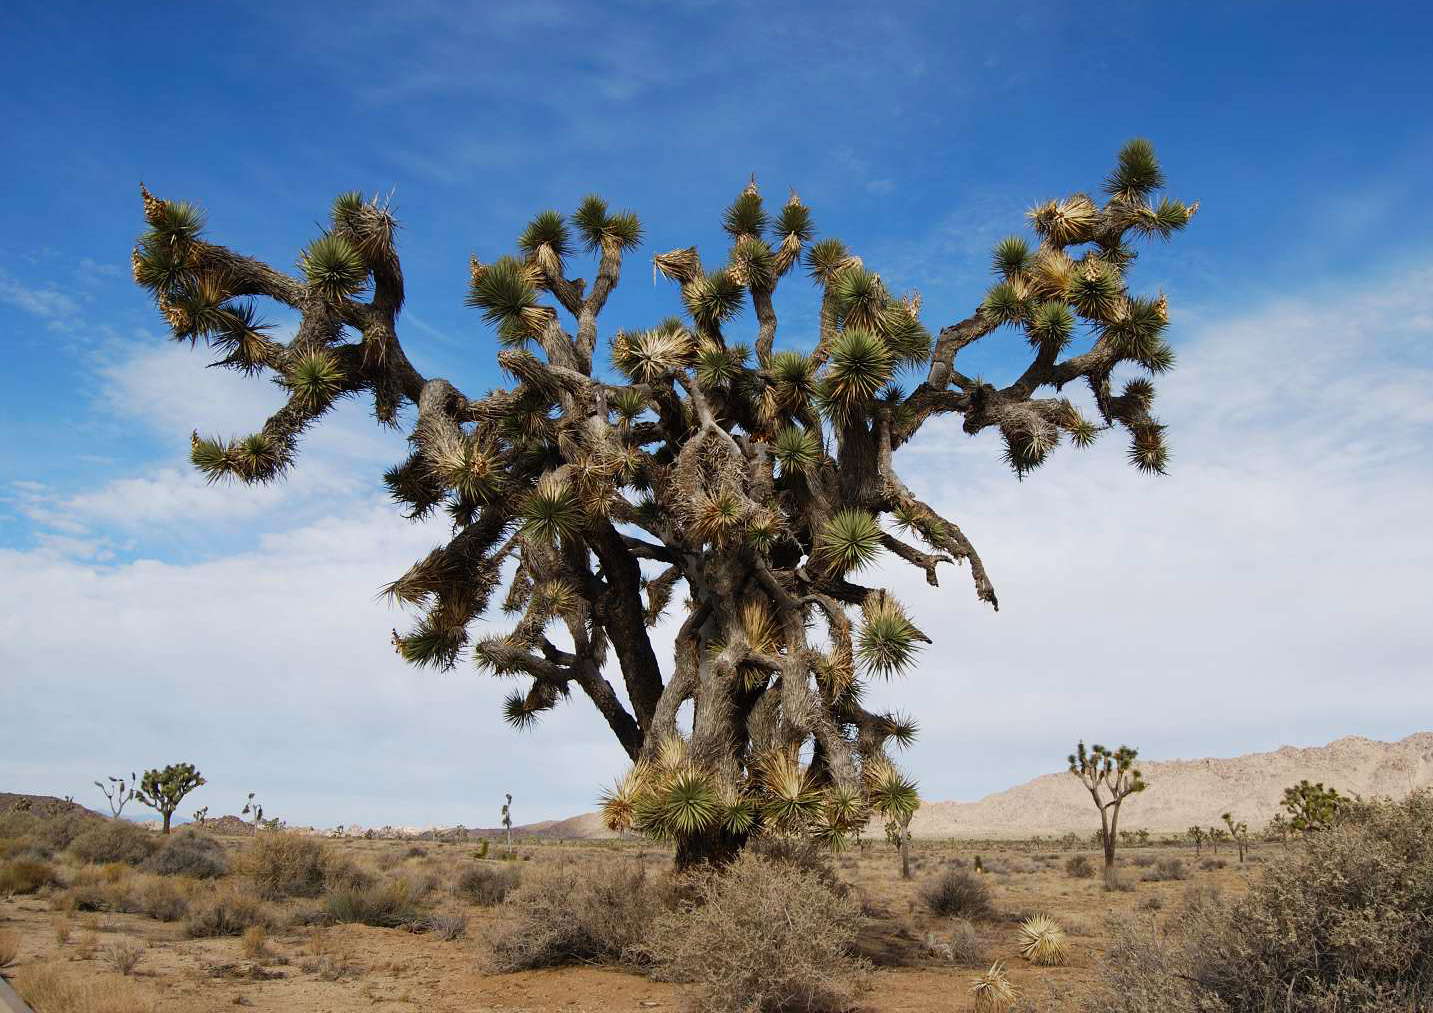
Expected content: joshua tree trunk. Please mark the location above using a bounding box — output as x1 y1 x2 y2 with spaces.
675 828 748 870
1102 809 1119 889
162 810 173 835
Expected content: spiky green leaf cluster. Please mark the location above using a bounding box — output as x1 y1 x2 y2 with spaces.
300 234 367 302
817 509 884 573
573 194 642 252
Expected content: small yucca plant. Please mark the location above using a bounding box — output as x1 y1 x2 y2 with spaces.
970 961 1017 1012
1017 913 1068 966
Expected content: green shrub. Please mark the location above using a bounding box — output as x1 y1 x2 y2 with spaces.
488 858 669 971
919 869 993 920
142 830 227 878
240 832 368 899
647 850 870 1013
68 821 155 866
0 858 59 895
454 864 520 906
1094 791 1433 1013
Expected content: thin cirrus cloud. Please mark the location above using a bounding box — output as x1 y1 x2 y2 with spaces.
2 261 1429 827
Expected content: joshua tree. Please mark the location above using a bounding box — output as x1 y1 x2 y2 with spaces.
1281 780 1344 834
134 763 205 834
1220 811 1249 862
501 793 513 845
241 792 264 826
1068 742 1147 888
94 773 137 820
883 791 920 880
1207 826 1225 853
131 141 1194 868
192 806 209 826
1265 812 1290 844
1186 825 1205 856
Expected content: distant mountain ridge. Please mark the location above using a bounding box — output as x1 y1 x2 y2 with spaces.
485 732 1433 841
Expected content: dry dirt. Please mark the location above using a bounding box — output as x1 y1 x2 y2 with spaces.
0 833 1260 1012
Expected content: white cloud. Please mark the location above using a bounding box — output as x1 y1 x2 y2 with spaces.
0 268 81 325
2 266 1430 825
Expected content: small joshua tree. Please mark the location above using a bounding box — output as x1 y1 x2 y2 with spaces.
501 793 513 845
192 806 209 826
1265 812 1290 844
94 773 137 820
135 763 205 834
1281 780 1344 834
1068 742 1147 888
241 792 264 826
131 141 1194 867
1221 811 1249 862
1186 825 1205 856
1207 826 1225 853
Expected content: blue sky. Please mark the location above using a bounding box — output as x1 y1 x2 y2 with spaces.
2 2 1431 829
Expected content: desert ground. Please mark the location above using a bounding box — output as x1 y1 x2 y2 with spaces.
0 822 1258 1013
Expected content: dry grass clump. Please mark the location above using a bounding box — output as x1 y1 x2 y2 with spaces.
1064 854 1094 878
323 877 423 929
970 961 1017 1012
11 959 158 1013
240 925 268 959
1093 791 1433 1012
488 857 669 972
920 869 993 920
0 856 60 894
0 928 20 969
136 877 189 922
647 850 869 1013
103 937 145 976
141 829 227 879
427 912 468 941
183 888 274 938
1141 857 1187 882
237 832 369 899
53 915 73 945
68 822 155 866
454 864 520 905
1016 914 1068 966
948 918 987 966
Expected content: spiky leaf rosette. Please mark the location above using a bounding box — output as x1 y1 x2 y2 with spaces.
573 194 643 252
757 751 824 834
769 351 818 409
816 509 883 574
1026 301 1074 352
805 237 851 283
1105 138 1165 202
1016 915 1067 966
865 759 919 823
822 329 893 420
654 766 720 837
522 475 582 541
770 425 822 475
684 269 745 332
980 280 1030 328
856 596 922 678
829 267 886 331
518 210 572 275
300 234 367 301
970 962 1017 1013
599 763 648 833
283 350 344 413
722 190 768 240
467 256 546 333
991 236 1031 278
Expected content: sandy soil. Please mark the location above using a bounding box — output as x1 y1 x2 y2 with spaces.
0 836 1258 1012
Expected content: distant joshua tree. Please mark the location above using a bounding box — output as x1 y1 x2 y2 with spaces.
1281 780 1344 834
94 773 137 820
1208 826 1226 853
1221 812 1249 862
1068 742 1147 888
1186 825 1205 856
134 763 205 834
130 141 1195 868
501 793 513 846
242 792 264 826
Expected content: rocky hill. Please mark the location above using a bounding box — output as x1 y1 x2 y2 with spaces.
907 732 1433 838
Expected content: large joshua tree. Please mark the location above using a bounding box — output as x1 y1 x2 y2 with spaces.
131 141 1194 868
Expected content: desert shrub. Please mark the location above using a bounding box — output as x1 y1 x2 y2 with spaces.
69 821 155 866
747 837 840 889
488 857 669 971
1094 791 1433 1013
0 857 60 894
0 811 42 841
29 813 96 857
184 890 273 937
647 850 869 1013
1200 858 1226 870
240 925 267 959
142 829 227 878
1064 854 1094 879
949 919 986 967
239 832 368 899
427 912 468 941
104 937 145 976
1137 895 1163 911
1141 858 1187 882
1132 854 1156 868
920 869 993 920
11 959 158 1013
323 878 423 929
137 878 188 922
405 846 427 858
455 864 520 905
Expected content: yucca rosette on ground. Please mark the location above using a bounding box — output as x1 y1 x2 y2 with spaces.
132 142 1194 867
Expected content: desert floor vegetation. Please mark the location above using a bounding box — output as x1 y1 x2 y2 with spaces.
0 815 1273 1012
